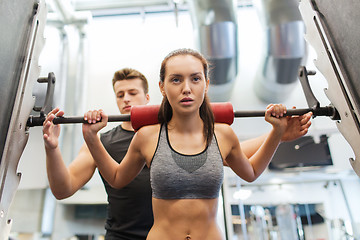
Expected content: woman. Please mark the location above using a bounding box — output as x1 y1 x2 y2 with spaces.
83 48 288 239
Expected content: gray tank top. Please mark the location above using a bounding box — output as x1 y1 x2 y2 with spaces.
150 124 224 199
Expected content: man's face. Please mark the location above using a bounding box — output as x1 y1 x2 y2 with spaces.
113 78 150 114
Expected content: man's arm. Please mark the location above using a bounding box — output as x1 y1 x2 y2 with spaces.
45 143 97 199
241 111 312 158
43 108 97 199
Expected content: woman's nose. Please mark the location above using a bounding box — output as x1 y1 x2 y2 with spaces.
182 80 191 94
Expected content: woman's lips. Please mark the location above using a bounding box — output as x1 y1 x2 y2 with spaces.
180 98 193 105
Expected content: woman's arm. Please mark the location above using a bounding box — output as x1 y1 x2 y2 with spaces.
82 109 145 189
220 104 287 182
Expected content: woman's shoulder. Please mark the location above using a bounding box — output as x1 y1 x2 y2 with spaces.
214 123 237 141
135 123 161 138
132 124 161 162
214 122 234 133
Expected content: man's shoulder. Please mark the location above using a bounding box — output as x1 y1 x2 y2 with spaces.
101 125 121 135
101 125 134 142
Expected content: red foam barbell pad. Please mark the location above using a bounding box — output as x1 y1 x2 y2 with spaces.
211 102 234 126
131 104 160 131
131 102 234 131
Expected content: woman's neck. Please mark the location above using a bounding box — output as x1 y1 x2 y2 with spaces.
168 111 203 134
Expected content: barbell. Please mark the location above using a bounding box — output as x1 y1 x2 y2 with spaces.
26 102 339 131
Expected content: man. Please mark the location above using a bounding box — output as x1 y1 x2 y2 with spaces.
43 68 153 240
43 68 312 239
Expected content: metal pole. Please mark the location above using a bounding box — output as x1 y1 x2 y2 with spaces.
337 180 359 239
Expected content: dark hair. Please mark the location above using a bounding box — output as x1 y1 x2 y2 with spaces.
158 48 214 146
112 68 149 94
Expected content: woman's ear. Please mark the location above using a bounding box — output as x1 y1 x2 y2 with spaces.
205 78 210 93
159 81 165 96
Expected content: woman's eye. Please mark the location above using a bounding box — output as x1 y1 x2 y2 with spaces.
172 78 180 83
193 77 200 82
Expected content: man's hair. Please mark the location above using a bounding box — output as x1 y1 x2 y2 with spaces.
112 68 149 94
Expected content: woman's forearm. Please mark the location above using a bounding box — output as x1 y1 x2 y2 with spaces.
249 128 283 178
84 134 120 186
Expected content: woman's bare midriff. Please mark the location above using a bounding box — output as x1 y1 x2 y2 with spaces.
146 198 224 240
